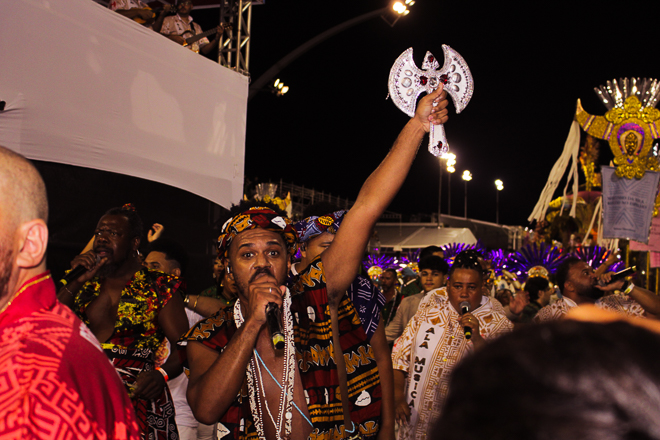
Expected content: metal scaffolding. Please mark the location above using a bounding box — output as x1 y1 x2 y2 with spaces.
218 0 252 75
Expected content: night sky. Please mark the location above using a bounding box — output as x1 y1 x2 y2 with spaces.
192 0 658 226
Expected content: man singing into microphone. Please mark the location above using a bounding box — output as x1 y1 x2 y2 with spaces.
180 86 449 440
57 204 190 440
391 251 512 440
534 257 660 322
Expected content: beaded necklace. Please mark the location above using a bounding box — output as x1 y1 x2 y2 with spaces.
234 290 296 440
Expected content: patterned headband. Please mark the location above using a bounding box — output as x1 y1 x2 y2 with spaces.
294 210 347 243
217 206 298 257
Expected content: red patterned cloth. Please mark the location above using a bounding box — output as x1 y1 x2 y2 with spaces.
0 272 140 439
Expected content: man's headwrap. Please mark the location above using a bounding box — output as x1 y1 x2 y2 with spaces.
294 210 347 244
217 207 298 257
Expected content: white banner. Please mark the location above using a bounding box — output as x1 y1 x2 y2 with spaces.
601 166 659 243
0 0 247 208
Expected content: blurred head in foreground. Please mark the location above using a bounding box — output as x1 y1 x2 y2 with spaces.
436 320 660 440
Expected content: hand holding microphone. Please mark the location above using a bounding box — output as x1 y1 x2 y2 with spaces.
597 266 636 289
266 301 285 349
59 251 107 288
247 283 285 349
459 301 474 340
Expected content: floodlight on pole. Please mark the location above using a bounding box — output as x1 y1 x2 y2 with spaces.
250 3 411 100
495 179 503 224
382 0 415 26
272 78 289 96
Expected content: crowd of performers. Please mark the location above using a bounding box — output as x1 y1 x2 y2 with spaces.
4 85 660 440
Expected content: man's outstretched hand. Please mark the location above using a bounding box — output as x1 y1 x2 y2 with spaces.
413 85 449 132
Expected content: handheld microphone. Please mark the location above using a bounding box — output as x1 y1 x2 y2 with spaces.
58 265 89 287
459 301 472 340
266 302 285 350
598 266 636 286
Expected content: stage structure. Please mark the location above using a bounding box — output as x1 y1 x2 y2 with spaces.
218 0 252 74
0 0 248 209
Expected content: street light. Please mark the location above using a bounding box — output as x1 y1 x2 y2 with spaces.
437 151 455 222
444 153 456 215
495 179 503 224
382 0 415 26
462 170 472 219
272 79 289 96
250 2 412 100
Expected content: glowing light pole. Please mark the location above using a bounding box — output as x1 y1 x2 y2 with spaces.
438 151 455 221
462 170 472 219
249 1 414 100
446 153 456 216
495 179 504 224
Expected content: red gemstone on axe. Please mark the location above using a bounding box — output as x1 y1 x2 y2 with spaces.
420 76 428 85
440 74 449 84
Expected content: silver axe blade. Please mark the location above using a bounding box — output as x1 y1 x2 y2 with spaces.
388 45 474 156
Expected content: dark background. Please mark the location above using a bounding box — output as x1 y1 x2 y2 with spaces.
40 0 659 292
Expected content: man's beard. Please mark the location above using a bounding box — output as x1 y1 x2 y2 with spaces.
0 237 15 302
96 255 128 278
579 285 605 301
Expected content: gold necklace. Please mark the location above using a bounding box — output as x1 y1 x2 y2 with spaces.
0 274 52 315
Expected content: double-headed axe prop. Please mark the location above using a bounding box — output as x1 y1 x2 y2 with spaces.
388 45 473 156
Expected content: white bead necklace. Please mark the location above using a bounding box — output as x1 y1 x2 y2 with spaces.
234 291 296 440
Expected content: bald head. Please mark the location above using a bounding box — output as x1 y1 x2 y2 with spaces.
0 146 49 304
0 146 48 230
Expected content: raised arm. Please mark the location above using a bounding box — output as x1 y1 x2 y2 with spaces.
322 86 448 301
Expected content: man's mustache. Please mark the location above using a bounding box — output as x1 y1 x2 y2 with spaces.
250 266 275 284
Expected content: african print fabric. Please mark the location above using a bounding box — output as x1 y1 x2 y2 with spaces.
74 268 184 440
598 294 645 316
107 347 178 439
0 272 140 439
346 273 386 340
391 289 512 440
294 211 347 243
289 264 385 341
532 296 577 322
534 294 645 322
180 255 382 440
217 206 298 257
74 267 182 352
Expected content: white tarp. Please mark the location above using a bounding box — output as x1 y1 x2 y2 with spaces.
0 0 247 208
375 223 477 251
